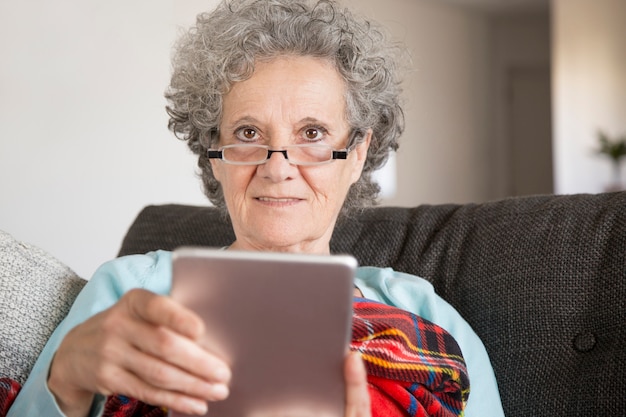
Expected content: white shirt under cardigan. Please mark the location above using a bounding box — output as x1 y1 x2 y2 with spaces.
8 251 504 417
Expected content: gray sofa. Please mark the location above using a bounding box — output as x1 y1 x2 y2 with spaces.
118 192 626 417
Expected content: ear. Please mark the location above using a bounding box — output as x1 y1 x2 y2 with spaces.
349 129 372 184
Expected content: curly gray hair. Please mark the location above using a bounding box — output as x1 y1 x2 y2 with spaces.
166 0 405 215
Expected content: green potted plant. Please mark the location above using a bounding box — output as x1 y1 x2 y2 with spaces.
596 130 626 191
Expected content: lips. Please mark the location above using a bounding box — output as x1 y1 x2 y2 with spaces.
256 197 301 203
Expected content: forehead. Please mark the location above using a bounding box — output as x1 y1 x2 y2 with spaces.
221 56 348 127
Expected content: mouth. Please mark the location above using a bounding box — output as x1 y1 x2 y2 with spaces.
255 196 303 205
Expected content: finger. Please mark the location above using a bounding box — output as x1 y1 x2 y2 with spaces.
115 330 230 399
344 352 371 417
123 289 205 340
99 365 212 416
114 302 231 387
71 316 229 407
119 350 229 402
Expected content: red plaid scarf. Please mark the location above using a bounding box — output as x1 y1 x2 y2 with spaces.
0 299 469 417
353 298 469 417
0 379 20 417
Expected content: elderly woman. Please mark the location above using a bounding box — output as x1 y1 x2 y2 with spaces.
8 1 504 416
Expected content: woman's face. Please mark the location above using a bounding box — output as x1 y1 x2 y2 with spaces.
211 55 370 254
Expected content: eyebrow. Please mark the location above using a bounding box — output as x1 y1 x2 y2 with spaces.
223 116 334 131
221 116 261 130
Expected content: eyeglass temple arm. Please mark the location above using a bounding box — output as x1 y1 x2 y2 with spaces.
333 129 364 159
207 150 222 159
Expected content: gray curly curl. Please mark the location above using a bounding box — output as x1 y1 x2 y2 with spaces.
165 0 405 215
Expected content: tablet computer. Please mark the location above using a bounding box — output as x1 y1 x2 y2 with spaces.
169 247 357 417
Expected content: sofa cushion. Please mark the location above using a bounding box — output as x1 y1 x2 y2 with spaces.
0 231 86 384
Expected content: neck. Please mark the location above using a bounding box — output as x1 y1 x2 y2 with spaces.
227 239 331 255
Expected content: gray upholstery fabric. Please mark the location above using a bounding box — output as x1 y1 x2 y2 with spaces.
0 231 86 385
118 192 626 417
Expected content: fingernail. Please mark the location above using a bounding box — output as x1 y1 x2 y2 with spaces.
188 399 208 415
210 383 230 400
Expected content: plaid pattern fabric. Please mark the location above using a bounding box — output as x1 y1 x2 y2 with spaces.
103 395 166 417
352 298 469 417
0 299 468 417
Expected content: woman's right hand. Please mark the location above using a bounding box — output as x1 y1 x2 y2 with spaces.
47 288 231 417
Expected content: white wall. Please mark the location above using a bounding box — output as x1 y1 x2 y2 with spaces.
1 0 494 278
552 0 626 193
0 0 218 278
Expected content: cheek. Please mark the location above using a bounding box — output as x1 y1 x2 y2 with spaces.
305 165 354 200
212 163 256 201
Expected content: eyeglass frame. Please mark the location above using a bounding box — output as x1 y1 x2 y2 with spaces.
206 128 365 166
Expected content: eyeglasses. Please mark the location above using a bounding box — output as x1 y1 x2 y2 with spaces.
206 130 364 166
207 144 350 166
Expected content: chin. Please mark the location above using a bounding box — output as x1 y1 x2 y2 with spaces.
236 212 334 252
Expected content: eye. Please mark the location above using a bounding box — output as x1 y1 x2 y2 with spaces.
302 126 326 141
235 127 260 142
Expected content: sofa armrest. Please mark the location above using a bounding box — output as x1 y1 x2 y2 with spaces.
0 231 86 385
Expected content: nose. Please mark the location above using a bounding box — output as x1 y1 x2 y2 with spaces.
258 147 296 182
